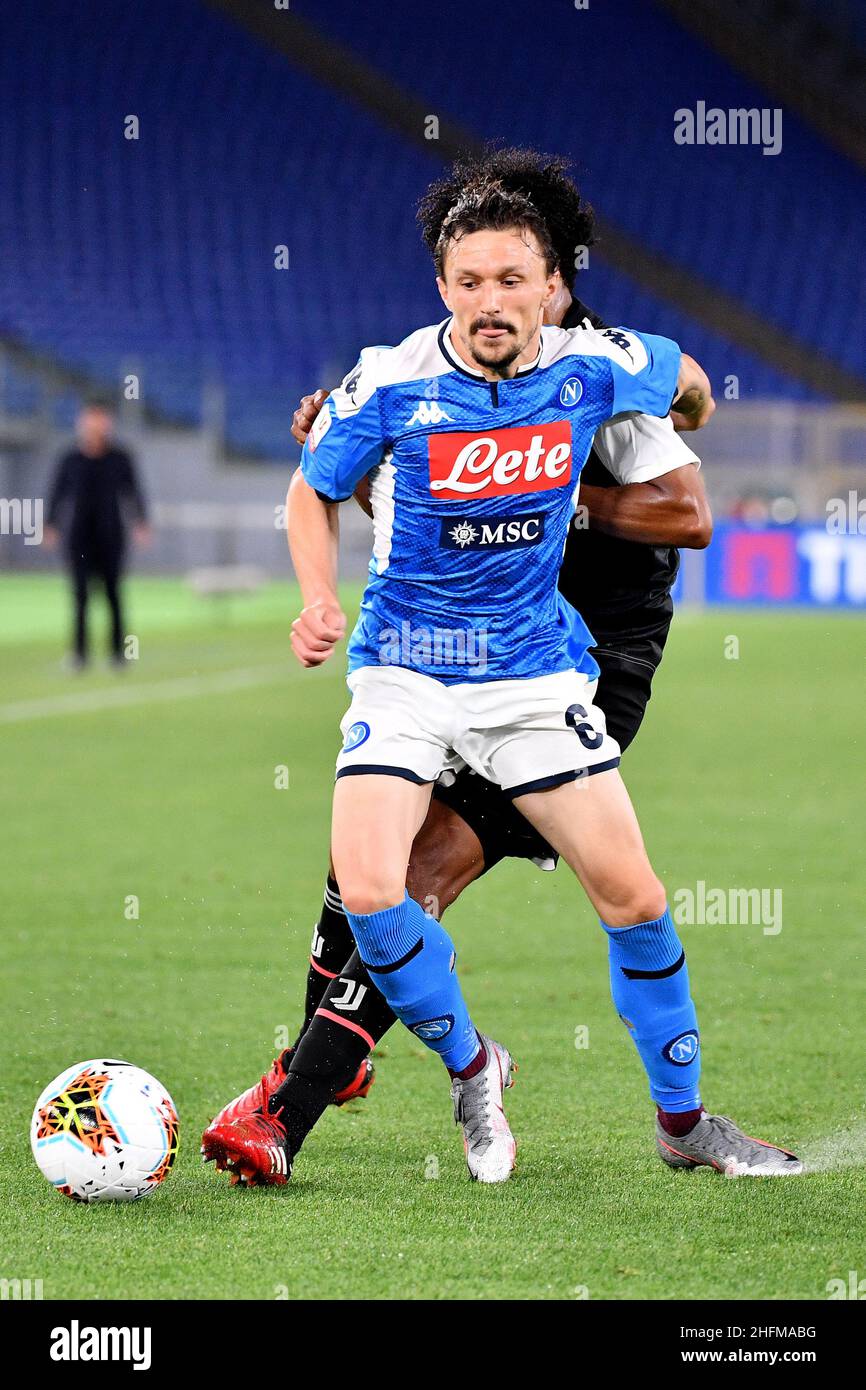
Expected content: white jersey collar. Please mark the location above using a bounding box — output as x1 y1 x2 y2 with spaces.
439 318 543 379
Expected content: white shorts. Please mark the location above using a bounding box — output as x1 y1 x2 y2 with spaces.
336 665 620 798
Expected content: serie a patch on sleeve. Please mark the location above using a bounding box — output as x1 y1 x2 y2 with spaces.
309 402 332 452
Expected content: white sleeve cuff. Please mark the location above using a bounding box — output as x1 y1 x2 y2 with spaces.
591 411 701 485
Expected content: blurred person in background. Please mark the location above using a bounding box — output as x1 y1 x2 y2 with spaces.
43 398 151 669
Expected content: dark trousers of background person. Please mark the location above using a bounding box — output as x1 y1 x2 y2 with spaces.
68 545 125 662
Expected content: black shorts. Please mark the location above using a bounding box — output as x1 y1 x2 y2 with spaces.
431 635 666 871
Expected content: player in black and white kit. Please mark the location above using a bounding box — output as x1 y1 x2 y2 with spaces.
204 150 761 1179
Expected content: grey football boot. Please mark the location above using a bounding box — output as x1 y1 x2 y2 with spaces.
656 1111 803 1177
451 1035 516 1183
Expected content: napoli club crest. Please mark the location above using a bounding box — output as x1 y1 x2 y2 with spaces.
662 1030 699 1066
411 1015 454 1041
559 376 584 407
343 721 370 752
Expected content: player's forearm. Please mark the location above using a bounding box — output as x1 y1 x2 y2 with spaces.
579 470 712 548
286 470 340 605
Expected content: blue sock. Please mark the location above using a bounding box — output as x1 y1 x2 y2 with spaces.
346 892 480 1072
602 907 701 1113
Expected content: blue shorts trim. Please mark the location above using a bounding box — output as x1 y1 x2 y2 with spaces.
335 764 432 785
505 756 620 800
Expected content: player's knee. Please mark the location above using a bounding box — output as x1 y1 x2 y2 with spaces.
599 873 666 928
339 877 406 917
331 847 408 915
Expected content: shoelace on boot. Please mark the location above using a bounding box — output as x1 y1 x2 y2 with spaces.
236 1107 287 1144
454 1077 493 1154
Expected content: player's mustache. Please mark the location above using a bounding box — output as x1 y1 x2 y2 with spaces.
470 317 515 334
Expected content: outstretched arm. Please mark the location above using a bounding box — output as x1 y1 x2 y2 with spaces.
286 470 346 667
292 389 374 518
289 345 387 663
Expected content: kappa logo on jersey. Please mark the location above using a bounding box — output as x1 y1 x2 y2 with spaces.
411 1014 454 1041
343 362 362 402
405 400 454 428
601 328 635 361
439 514 546 550
662 1030 700 1066
559 376 584 408
342 720 370 751
428 422 572 499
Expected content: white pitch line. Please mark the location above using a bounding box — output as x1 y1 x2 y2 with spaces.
0 663 317 724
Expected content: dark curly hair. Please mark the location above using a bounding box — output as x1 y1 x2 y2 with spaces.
417 145 596 288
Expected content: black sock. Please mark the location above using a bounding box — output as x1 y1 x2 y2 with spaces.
294 875 357 1045
269 1072 340 1156
271 949 397 1158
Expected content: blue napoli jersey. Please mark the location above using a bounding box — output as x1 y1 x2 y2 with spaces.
301 318 680 684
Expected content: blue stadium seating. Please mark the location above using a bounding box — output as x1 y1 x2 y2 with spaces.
1 0 858 457
292 0 866 380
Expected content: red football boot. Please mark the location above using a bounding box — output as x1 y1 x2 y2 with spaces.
206 1049 376 1131
202 1056 378 1185
333 1057 376 1105
202 1109 292 1186
207 1048 294 1129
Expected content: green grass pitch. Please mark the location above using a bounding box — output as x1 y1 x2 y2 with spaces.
2 574 863 1300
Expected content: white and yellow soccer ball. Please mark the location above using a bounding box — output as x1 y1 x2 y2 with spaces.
31 1059 179 1202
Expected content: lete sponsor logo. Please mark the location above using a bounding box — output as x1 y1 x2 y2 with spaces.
428 422 572 499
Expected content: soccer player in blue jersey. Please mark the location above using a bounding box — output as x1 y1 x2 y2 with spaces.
284 190 703 1184
204 163 801 1186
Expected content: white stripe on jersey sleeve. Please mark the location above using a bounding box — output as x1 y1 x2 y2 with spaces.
328 321 454 420
370 452 397 576
373 319 455 388
591 411 700 486
328 346 387 421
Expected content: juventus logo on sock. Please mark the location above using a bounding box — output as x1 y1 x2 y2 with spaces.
329 978 368 1012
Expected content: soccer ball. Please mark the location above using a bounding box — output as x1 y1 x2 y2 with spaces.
31 1059 179 1202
